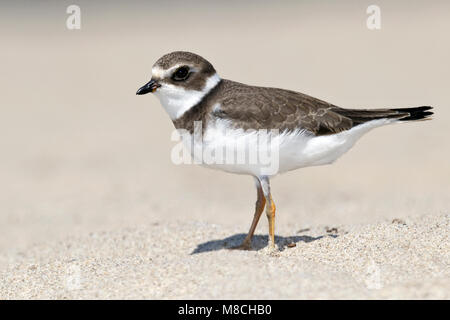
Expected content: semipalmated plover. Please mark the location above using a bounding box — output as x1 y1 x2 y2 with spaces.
137 51 433 250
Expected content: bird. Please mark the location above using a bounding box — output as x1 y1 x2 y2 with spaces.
136 51 433 250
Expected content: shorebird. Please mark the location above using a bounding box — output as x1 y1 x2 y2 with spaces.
136 51 433 250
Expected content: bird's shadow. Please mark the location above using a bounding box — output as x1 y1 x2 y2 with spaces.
191 233 331 254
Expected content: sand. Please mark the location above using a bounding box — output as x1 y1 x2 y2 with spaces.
1 215 448 299
0 1 449 299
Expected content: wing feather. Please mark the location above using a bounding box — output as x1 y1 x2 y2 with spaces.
214 80 353 135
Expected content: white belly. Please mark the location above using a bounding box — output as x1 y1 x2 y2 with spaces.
178 118 394 177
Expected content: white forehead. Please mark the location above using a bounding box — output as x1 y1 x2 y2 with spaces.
151 65 173 79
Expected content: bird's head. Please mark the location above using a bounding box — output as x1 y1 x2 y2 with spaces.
136 51 221 120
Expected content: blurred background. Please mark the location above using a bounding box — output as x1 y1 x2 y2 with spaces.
0 0 449 253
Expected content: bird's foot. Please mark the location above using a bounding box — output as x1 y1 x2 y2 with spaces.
229 239 252 250
263 242 279 256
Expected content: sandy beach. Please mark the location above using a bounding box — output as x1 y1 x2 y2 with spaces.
1 214 448 299
0 1 449 299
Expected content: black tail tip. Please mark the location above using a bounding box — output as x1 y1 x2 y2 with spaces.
393 106 434 121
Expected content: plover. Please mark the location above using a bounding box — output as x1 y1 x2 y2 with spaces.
136 51 433 250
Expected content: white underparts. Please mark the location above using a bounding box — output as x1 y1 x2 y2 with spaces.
176 118 396 177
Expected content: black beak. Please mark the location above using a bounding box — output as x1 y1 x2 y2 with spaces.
136 79 160 95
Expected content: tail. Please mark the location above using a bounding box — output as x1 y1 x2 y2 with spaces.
335 106 433 126
391 106 434 121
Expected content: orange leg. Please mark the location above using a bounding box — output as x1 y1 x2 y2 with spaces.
266 195 276 248
232 179 266 250
259 176 276 249
231 176 276 250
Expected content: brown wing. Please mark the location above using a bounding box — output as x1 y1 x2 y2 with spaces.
212 80 432 136
212 80 353 135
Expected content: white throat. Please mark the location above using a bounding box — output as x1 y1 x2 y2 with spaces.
154 73 221 120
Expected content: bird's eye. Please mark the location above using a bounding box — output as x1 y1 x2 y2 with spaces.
172 66 190 81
